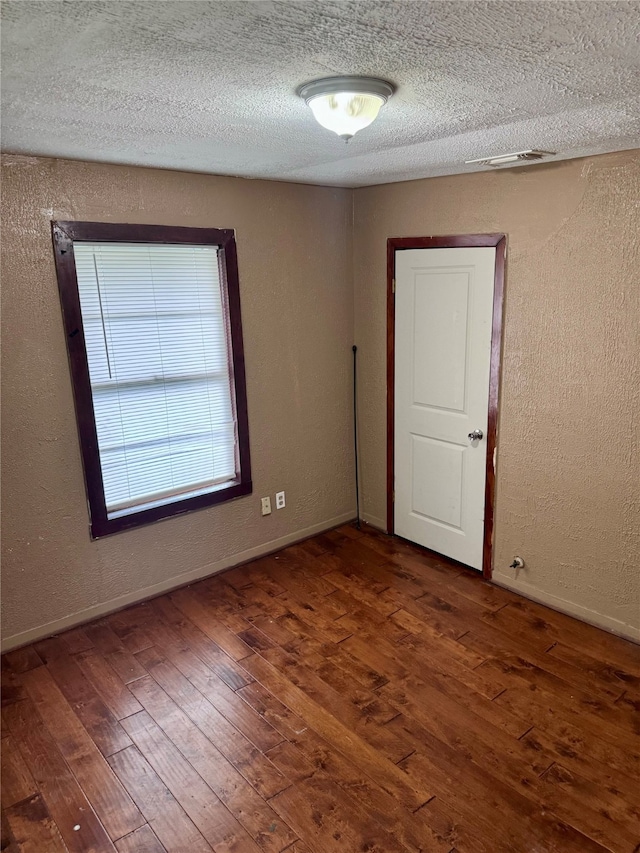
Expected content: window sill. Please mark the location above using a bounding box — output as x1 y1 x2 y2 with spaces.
90 479 252 539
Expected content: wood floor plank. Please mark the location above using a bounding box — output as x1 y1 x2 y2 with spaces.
519 726 640 803
256 644 411 762
295 636 390 692
240 652 432 812
387 700 640 851
272 591 353 646
335 606 410 647
541 761 640 841
323 583 395 628
242 612 302 652
263 738 316 785
33 635 71 663
105 606 156 655
150 597 254 691
37 650 133 755
400 749 611 853
1 735 37 808
266 563 344 606
477 655 639 735
136 611 283 753
444 567 520 610
549 640 640 697
114 825 166 853
269 775 413 853
306 654 398 724
169 588 255 661
331 543 405 596
322 569 401 620
74 650 144 721
344 553 437 601
458 624 629 702
269 610 337 652
496 690 640 779
108 746 213 853
387 587 479 642
2 699 116 852
127 673 297 853
233 585 290 621
3 794 68 853
1 670 25 708
265 724 447 853
198 574 253 613
392 619 507 699
236 680 317 743
20 667 145 841
215 609 257 636
502 597 640 675
494 684 640 777
1 810 17 853
333 523 365 540
221 566 258 591
225 558 286 597
1 648 43 675
58 626 94 655
346 631 528 738
83 622 149 684
280 841 312 853
121 710 264 853
3 526 639 853
133 649 289 800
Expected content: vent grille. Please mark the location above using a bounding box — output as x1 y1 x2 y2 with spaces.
465 149 555 168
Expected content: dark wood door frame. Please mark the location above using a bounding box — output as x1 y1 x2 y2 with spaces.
387 234 506 579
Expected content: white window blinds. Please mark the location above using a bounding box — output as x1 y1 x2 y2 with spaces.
74 242 237 517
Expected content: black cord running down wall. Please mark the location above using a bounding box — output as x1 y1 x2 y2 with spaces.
352 345 361 529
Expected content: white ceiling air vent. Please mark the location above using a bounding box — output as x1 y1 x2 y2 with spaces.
465 149 556 167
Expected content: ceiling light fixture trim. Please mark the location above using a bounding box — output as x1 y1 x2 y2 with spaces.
297 75 395 141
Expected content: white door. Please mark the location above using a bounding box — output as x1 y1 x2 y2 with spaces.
394 247 496 571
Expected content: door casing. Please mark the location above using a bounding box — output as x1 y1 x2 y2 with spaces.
387 234 506 579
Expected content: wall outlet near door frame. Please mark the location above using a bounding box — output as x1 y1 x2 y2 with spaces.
275 491 286 510
261 496 272 516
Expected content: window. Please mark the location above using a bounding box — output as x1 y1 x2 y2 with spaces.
52 221 251 537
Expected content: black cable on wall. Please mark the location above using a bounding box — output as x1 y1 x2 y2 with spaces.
352 345 361 529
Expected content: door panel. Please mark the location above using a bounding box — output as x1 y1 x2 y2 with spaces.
394 247 496 570
412 268 470 411
411 435 464 528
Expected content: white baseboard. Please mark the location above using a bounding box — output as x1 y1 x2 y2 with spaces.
360 512 387 533
1 511 356 653
492 572 640 645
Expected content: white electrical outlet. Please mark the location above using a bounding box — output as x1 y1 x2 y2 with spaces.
275 491 286 510
261 496 272 516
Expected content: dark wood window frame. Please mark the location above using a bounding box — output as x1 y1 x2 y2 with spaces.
387 234 506 579
52 220 252 539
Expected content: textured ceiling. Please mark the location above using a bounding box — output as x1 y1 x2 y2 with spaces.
2 0 639 187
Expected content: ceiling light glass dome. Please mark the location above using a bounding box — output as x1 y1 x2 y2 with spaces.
298 76 395 141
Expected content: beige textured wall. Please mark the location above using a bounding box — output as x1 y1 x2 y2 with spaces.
353 150 640 641
3 150 638 647
1 156 355 648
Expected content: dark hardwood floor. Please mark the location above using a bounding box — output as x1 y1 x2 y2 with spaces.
2 524 639 853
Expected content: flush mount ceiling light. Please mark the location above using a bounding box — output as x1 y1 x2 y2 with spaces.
465 149 556 167
297 75 395 141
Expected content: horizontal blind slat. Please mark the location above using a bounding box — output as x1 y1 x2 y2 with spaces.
74 242 237 514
